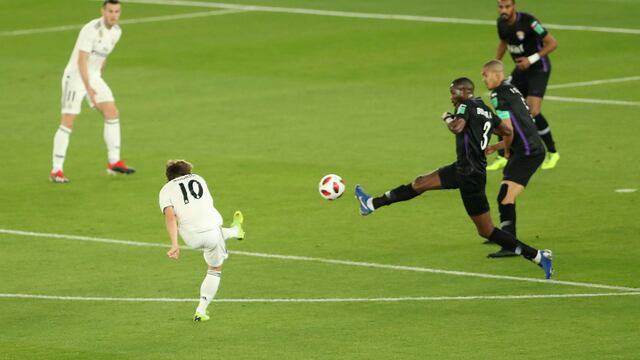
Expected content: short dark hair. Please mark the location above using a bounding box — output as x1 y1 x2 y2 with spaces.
450 77 475 93
103 0 120 6
165 160 193 181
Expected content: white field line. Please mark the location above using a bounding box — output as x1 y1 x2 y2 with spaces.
615 189 637 193
0 9 244 37
2 292 640 303
125 0 640 35
544 96 640 107
2 228 639 293
548 76 640 90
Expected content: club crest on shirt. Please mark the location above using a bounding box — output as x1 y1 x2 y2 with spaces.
516 31 525 41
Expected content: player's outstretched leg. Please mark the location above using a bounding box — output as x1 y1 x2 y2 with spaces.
473 213 553 279
194 267 221 322
356 170 442 216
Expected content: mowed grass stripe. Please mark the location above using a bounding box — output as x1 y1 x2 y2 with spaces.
127 0 640 35
2 229 639 292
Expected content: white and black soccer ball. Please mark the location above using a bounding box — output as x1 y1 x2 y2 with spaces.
318 174 345 200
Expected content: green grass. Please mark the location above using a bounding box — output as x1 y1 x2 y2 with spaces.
1 0 639 358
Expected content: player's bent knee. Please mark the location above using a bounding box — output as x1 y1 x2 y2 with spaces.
61 114 77 128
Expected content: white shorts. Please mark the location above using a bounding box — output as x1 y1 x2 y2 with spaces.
61 72 115 115
180 228 228 267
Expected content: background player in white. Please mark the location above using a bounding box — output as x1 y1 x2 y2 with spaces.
159 160 245 322
50 0 135 183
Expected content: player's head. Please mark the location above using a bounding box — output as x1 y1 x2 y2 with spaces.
165 160 193 181
449 77 474 106
482 59 505 90
101 0 121 28
497 0 516 21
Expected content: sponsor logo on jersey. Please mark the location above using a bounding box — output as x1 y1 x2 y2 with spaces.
476 107 492 119
507 44 525 54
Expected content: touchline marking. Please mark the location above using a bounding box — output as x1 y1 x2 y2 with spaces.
126 0 640 35
0 9 244 37
544 96 640 107
2 292 639 303
548 76 640 90
2 228 639 293
615 189 637 193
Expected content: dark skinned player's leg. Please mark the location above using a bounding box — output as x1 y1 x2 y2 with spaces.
470 211 538 261
371 169 442 209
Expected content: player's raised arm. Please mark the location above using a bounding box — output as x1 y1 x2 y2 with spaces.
77 50 97 106
164 206 180 259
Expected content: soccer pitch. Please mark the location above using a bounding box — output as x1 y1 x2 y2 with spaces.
1 0 639 358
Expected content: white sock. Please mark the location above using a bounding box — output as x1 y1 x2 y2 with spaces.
104 119 121 164
366 198 375 210
196 270 221 314
52 125 72 172
221 226 240 241
533 251 542 264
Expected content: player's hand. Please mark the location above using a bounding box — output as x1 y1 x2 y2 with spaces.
485 144 497 155
447 118 466 134
86 87 97 107
515 57 531 70
441 112 455 124
504 149 511 159
167 245 180 259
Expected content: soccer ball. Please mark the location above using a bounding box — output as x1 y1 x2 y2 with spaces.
318 174 345 200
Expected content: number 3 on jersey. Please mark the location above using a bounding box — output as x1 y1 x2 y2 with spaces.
480 121 492 150
178 180 203 204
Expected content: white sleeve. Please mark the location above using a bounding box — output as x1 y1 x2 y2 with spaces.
77 24 95 53
159 185 173 213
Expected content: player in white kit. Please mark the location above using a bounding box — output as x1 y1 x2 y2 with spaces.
50 0 135 183
159 160 245 322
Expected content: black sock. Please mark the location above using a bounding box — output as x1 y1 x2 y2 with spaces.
534 113 557 153
499 203 516 237
496 135 505 157
488 228 538 260
372 184 419 209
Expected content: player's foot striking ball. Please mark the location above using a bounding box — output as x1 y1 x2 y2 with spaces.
355 78 553 279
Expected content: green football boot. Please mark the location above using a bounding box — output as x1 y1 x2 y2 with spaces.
193 311 210 322
486 155 508 171
541 152 560 170
231 210 245 240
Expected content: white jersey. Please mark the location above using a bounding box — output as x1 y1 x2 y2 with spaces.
159 174 224 234
64 17 122 76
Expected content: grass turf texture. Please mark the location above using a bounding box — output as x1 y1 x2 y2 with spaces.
1 0 639 358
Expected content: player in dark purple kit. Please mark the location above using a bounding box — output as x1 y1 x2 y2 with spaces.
488 0 560 171
482 60 546 258
354 78 553 279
